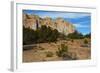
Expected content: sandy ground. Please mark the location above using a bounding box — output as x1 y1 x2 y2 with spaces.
23 39 91 62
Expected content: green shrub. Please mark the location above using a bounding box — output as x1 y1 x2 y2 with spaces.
23 25 59 45
84 33 91 38
59 33 67 40
38 46 45 50
46 51 53 57
67 30 83 39
56 44 68 57
56 44 78 60
71 39 74 42
23 26 38 45
84 39 88 44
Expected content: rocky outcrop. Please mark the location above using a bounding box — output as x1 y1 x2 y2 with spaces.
23 14 75 35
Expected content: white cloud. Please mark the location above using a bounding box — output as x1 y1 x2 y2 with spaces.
24 10 90 19
73 23 90 28
38 12 90 19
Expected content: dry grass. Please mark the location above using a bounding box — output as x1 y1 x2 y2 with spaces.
23 38 91 62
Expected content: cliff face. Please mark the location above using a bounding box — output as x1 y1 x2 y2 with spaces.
23 14 75 35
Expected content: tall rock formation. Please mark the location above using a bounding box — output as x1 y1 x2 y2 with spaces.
23 14 75 35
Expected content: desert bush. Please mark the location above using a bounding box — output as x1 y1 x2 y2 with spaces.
56 44 78 60
56 44 68 57
71 39 74 42
84 39 88 44
46 51 53 57
38 46 45 50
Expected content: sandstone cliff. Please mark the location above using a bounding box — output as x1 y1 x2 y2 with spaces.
23 14 75 35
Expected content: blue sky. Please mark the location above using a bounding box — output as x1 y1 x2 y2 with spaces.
23 10 91 35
